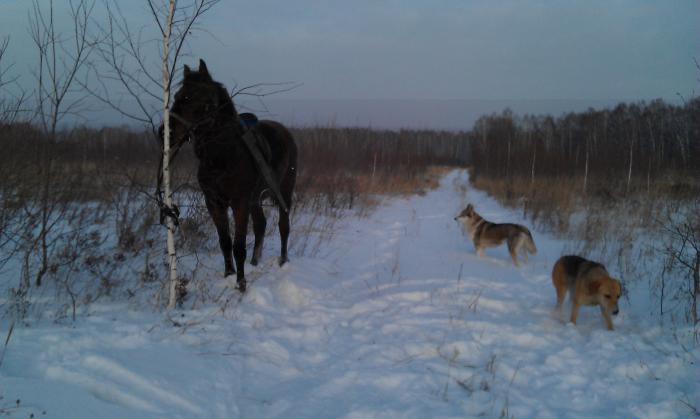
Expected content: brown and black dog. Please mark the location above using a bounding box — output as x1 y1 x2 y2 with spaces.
455 204 537 266
552 255 622 331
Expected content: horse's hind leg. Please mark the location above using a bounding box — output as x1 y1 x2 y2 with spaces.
250 204 266 266
205 198 235 277
278 209 290 266
278 174 295 266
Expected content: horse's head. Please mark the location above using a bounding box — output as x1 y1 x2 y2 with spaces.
169 59 238 145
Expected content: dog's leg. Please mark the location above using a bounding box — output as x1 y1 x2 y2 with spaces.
600 306 614 331
516 235 528 264
473 240 483 258
552 266 567 316
507 240 519 266
570 300 581 325
555 285 566 311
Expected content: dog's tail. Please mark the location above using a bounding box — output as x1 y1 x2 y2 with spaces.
523 229 537 255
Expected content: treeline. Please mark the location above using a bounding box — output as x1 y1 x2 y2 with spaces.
468 98 700 191
0 122 471 202
1 123 470 175
2 122 160 170
1 123 162 203
295 126 469 174
5 97 698 200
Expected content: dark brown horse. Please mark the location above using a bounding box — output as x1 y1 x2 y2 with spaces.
168 59 297 292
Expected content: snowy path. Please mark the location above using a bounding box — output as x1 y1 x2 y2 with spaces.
2 170 698 418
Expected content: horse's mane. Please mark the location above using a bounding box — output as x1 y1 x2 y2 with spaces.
215 82 236 118
181 70 237 119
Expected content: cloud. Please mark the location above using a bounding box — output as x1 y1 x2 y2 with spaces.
1 0 697 128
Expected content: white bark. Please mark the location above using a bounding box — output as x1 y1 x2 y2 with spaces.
583 147 588 192
626 140 633 193
162 0 178 309
583 134 591 193
530 145 536 186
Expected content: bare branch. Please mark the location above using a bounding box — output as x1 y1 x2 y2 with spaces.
146 0 166 37
232 81 304 99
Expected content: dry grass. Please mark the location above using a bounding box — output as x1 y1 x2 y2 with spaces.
471 171 700 324
472 171 699 234
0 121 470 314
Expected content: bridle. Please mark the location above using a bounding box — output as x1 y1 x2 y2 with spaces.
169 110 217 142
154 104 231 226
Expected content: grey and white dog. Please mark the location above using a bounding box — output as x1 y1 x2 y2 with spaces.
455 204 537 266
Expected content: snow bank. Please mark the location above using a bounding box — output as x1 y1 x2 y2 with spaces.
1 170 697 418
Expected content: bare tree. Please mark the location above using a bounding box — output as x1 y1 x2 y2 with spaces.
0 37 27 124
661 200 700 325
86 0 221 132
29 0 95 137
160 0 179 309
0 37 29 275
86 0 221 308
27 0 96 287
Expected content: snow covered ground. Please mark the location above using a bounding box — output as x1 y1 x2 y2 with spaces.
2 170 698 418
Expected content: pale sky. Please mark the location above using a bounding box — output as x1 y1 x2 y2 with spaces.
1 0 698 129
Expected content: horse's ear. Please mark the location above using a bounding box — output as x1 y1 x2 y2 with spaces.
199 59 211 80
184 64 191 78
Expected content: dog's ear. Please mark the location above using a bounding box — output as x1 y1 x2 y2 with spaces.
183 64 191 78
466 204 474 215
613 278 622 296
588 278 601 295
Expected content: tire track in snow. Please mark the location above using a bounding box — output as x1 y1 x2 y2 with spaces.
82 355 203 415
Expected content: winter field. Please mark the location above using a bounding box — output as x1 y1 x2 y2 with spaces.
1 170 698 418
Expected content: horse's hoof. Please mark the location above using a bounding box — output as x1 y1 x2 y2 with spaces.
225 268 236 277
250 258 258 267
237 280 247 293
278 256 288 266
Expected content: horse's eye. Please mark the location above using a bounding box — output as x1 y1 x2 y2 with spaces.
604 295 611 299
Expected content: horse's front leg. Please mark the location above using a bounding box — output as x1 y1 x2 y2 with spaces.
232 201 250 292
205 197 235 277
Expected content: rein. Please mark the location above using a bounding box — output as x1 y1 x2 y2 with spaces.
154 111 197 226
155 141 183 227
154 111 221 226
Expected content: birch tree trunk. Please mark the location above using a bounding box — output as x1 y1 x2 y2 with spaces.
626 139 633 194
693 251 699 325
530 144 536 186
90 0 222 308
583 146 589 193
162 0 179 309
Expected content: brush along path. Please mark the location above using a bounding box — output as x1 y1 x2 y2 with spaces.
2 170 697 418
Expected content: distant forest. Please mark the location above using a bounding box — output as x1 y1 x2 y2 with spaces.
2 97 698 198
468 98 700 190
